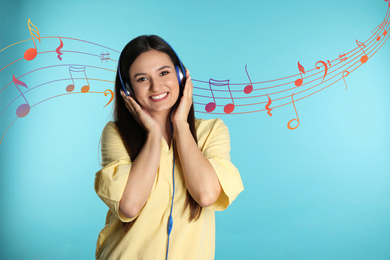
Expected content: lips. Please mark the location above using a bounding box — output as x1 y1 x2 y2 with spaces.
149 92 168 101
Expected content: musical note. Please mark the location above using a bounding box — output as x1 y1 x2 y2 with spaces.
66 66 90 93
205 79 235 114
379 20 388 36
294 62 305 87
356 40 368 64
315 61 328 82
342 70 349 90
103 89 114 107
56 37 63 61
287 93 300 130
338 53 347 62
12 75 30 117
243 65 253 94
100 51 110 62
265 95 272 116
23 18 41 61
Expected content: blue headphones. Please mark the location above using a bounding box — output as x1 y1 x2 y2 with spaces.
117 39 185 260
117 41 186 96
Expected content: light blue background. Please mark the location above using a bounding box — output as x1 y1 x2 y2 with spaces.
1 0 389 259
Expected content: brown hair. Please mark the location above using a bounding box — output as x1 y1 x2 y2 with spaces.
114 35 202 231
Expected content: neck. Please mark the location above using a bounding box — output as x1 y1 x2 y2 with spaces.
150 110 172 147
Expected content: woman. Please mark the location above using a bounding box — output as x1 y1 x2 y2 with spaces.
94 35 244 260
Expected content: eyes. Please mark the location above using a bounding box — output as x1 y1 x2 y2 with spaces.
135 70 170 83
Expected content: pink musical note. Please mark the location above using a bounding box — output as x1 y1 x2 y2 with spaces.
66 66 90 93
12 75 30 117
356 40 368 64
205 79 235 114
24 18 41 61
294 62 305 87
315 61 328 82
243 65 253 94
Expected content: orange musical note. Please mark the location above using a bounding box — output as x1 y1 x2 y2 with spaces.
12 75 30 117
103 89 114 107
24 18 41 61
66 66 90 93
356 40 368 64
205 79 235 114
287 93 300 130
342 70 349 90
315 61 328 82
243 65 253 94
294 62 305 87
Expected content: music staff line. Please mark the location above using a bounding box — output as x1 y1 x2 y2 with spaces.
0 90 114 145
0 77 115 118
192 28 389 108
194 27 390 115
1 64 116 94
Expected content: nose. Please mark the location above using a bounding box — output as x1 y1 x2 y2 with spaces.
149 77 162 92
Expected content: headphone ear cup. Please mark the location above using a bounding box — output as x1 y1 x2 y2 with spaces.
175 65 184 86
125 82 132 96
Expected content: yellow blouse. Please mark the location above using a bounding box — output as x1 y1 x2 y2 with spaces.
94 118 244 260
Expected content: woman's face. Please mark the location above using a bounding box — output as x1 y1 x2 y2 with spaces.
129 49 180 116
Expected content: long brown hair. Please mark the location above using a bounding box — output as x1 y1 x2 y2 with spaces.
114 35 202 230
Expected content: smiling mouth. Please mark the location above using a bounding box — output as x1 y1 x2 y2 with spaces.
150 92 168 101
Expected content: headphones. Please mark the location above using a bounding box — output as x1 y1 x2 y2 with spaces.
117 40 186 97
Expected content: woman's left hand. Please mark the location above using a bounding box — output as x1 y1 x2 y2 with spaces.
171 69 193 126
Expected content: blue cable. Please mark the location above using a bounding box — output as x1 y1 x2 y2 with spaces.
166 111 176 260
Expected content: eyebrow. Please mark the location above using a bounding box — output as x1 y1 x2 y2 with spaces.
133 65 172 79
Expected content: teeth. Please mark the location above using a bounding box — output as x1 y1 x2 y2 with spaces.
151 92 167 100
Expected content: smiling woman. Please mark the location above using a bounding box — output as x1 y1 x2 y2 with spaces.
94 35 244 260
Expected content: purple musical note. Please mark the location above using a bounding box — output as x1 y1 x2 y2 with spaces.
12 75 30 117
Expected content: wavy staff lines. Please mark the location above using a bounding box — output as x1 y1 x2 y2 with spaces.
0 91 112 145
0 50 118 74
194 24 390 114
0 78 115 118
193 25 386 96
0 36 120 55
193 34 383 106
194 12 390 110
193 4 390 90
0 64 116 94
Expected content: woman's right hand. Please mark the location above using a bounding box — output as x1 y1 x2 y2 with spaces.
120 90 162 135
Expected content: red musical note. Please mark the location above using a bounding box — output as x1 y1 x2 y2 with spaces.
12 75 30 117
66 66 90 93
379 20 388 36
205 79 235 114
315 61 328 82
265 95 272 116
56 37 64 61
24 18 41 61
342 70 349 90
243 65 253 94
356 40 368 64
287 93 300 130
294 62 305 87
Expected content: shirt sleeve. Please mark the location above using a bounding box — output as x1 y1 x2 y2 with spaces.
198 119 244 211
94 121 135 223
